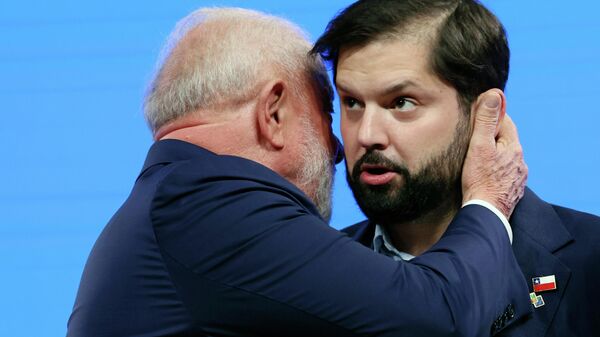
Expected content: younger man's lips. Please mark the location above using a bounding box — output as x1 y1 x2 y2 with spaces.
359 164 398 185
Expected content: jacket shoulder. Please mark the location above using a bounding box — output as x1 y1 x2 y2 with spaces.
553 205 600 259
553 204 600 229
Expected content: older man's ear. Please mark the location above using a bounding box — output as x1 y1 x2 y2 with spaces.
256 79 288 150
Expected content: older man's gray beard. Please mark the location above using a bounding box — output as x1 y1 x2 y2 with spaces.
296 116 334 223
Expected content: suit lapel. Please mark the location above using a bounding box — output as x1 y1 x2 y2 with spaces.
507 229 571 336
500 188 574 337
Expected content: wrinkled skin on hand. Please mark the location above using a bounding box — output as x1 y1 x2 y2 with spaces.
462 89 528 218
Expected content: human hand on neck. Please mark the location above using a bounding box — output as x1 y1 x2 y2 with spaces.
461 89 527 218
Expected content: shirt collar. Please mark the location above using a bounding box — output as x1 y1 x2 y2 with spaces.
372 201 516 262
373 224 415 261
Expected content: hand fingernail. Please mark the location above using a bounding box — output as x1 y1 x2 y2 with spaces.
484 93 501 109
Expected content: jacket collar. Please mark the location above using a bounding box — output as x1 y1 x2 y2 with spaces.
510 188 573 253
347 219 376 247
139 139 216 179
137 139 324 220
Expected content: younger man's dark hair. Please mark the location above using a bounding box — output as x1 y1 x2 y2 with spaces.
311 0 510 110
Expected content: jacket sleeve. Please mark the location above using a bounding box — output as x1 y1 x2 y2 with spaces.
151 163 531 337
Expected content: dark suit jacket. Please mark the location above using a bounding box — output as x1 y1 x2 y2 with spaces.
344 188 600 336
67 139 530 337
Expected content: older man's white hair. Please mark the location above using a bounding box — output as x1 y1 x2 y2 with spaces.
144 7 332 134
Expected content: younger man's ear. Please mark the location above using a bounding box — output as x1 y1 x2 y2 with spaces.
256 79 288 149
471 88 507 137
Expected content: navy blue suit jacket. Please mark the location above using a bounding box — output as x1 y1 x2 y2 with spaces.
68 140 531 336
344 188 600 336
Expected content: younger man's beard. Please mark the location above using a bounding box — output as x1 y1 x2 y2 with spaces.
346 118 470 226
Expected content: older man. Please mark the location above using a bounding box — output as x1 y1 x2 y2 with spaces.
68 7 529 337
313 0 600 336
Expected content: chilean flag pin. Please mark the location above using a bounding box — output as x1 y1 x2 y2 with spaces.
532 275 557 292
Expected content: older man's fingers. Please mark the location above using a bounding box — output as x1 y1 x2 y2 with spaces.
471 91 502 148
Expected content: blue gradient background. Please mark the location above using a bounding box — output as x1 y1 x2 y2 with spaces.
0 1 598 335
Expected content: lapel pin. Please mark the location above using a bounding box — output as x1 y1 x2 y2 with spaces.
529 292 545 308
529 292 537 303
529 292 537 306
532 275 557 293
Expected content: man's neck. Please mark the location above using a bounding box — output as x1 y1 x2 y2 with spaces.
382 198 461 257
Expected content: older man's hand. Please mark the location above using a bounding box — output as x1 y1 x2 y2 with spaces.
462 89 528 219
